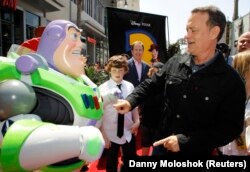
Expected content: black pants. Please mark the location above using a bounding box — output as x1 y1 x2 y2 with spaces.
106 135 136 172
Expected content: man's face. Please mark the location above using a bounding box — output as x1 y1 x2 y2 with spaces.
237 32 250 53
54 27 85 78
131 43 144 61
185 12 217 57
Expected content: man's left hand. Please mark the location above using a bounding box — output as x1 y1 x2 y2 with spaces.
153 135 180 152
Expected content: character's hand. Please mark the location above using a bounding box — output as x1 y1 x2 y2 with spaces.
78 126 104 162
153 135 180 152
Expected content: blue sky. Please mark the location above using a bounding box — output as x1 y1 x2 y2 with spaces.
140 0 250 44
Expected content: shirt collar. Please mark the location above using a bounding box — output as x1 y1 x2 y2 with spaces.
132 57 141 64
179 51 227 74
179 51 219 68
109 78 123 87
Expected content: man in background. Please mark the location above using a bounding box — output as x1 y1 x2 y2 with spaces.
124 41 150 87
236 31 250 53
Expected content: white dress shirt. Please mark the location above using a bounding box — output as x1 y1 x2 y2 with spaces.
99 79 135 144
132 57 142 81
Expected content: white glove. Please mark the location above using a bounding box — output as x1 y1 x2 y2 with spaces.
78 126 105 162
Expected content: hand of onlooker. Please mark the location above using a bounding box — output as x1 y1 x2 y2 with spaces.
104 138 111 149
113 99 131 114
100 129 111 149
131 121 140 136
102 133 111 149
153 135 180 152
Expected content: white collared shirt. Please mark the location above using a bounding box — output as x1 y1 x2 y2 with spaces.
133 57 142 81
99 79 135 144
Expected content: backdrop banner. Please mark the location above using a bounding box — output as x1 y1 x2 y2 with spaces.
106 7 167 64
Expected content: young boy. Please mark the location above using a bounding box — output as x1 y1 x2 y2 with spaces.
99 55 140 172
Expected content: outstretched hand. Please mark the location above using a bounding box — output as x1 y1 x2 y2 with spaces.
113 99 131 114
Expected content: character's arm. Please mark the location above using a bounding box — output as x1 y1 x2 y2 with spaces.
0 114 41 146
1 119 104 172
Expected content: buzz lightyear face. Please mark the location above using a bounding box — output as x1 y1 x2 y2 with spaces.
54 26 85 78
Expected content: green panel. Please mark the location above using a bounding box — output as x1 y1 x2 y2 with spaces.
0 63 21 81
30 68 103 119
1 120 47 172
0 60 103 120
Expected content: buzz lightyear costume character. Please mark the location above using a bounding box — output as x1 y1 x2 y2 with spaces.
0 20 105 172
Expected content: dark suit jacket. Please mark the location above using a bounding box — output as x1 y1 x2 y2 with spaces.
124 58 150 87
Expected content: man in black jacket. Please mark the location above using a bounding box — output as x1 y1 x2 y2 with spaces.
113 5 246 156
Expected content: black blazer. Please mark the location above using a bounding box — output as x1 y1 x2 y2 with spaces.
124 58 150 87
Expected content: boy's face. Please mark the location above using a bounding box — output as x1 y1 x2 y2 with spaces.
110 67 126 83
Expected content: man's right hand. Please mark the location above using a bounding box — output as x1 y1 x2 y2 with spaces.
113 99 131 114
